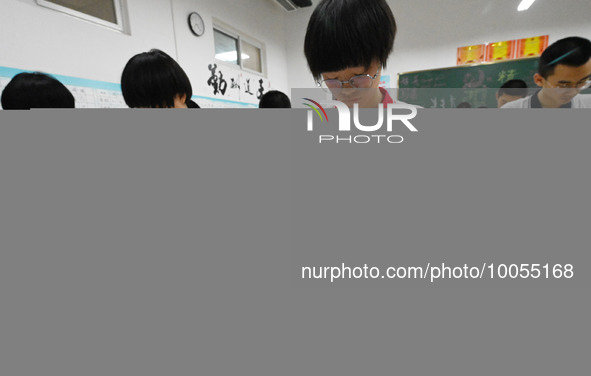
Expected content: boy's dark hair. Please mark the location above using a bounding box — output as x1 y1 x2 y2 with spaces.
456 102 472 108
259 90 292 108
1 72 75 109
538 37 591 78
121 49 192 108
304 0 397 81
187 99 200 108
497 79 528 97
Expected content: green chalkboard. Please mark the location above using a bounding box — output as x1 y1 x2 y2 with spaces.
397 58 539 108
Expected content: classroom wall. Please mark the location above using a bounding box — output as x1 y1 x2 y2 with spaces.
3 0 590 104
171 0 290 105
285 0 591 89
0 0 175 83
0 0 292 106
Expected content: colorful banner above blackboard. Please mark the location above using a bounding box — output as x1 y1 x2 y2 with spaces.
458 35 548 65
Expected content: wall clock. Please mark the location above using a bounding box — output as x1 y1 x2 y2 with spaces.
188 12 205 36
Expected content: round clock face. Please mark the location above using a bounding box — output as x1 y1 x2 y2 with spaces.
188 12 205 36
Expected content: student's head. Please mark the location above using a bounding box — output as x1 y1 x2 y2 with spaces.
1 72 75 109
456 102 472 108
186 99 200 108
259 90 292 108
121 49 192 108
304 0 396 108
496 79 528 108
534 36 591 105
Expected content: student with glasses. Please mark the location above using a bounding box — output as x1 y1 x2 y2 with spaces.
502 37 591 108
304 0 411 108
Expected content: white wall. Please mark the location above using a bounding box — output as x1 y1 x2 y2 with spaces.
3 0 590 101
0 0 292 105
285 0 591 89
171 0 291 104
0 0 175 83
283 1 317 89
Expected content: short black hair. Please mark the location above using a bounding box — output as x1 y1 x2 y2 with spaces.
121 49 192 108
304 0 397 81
538 37 591 78
259 90 291 108
456 102 472 108
1 72 75 109
498 79 528 97
187 99 200 108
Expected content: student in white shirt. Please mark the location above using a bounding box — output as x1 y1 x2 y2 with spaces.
502 37 591 108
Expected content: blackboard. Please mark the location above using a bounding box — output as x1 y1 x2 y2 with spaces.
397 58 539 108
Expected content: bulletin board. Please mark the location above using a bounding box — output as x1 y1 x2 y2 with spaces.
0 66 257 109
0 66 126 108
397 58 539 108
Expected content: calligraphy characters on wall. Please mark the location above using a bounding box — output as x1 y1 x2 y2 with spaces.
204 62 269 104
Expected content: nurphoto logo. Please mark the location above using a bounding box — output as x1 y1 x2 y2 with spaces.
304 98 418 144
